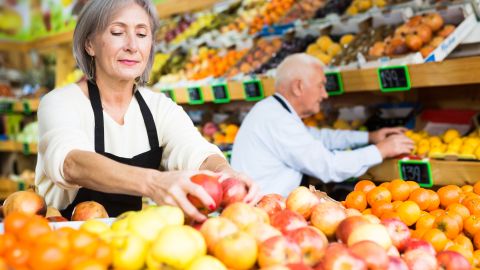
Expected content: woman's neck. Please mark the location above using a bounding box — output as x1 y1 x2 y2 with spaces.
95 76 135 107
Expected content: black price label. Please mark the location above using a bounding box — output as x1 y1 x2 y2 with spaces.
243 80 264 101
187 87 204 105
325 72 344 96
23 101 31 114
398 160 433 187
161 89 176 102
378 66 411 92
212 83 230 104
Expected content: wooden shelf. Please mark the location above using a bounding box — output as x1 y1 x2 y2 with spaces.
156 0 223 18
0 31 73 52
0 99 40 113
0 141 37 155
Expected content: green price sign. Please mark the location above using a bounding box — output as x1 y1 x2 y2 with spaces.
161 89 176 102
211 83 230 104
377 66 411 92
243 80 264 101
187 86 204 105
325 72 344 96
398 159 433 188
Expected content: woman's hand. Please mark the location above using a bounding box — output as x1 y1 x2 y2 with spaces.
217 168 261 206
147 170 218 222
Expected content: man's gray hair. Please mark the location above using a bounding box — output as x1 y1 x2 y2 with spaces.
275 53 324 90
73 0 159 85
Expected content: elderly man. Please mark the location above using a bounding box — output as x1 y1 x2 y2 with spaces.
231 53 414 197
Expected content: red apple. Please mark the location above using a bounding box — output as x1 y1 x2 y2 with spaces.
387 246 400 257
286 186 320 219
46 216 69 222
200 217 238 253
187 173 223 214
381 218 411 252
221 178 248 207
71 201 108 221
257 194 286 217
387 256 408 270
262 263 313 270
221 202 265 229
271 209 308 234
258 235 303 268
403 238 436 256
245 221 282 244
3 190 47 217
311 202 346 239
402 249 438 270
336 216 369 244
349 240 389 270
318 243 367 270
213 231 258 270
285 226 328 266
436 250 471 270
347 223 392 250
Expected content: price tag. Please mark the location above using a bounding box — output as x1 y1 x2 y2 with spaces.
23 101 31 114
22 143 30 155
377 66 411 92
0 102 13 113
398 160 433 188
161 89 176 102
187 86 204 105
243 80 264 101
211 83 230 104
325 72 344 96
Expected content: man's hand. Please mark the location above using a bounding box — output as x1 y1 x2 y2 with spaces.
369 127 408 144
375 134 415 159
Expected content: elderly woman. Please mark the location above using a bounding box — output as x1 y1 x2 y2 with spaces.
34 0 258 221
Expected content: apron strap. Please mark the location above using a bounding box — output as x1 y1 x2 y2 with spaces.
87 80 105 153
134 90 160 149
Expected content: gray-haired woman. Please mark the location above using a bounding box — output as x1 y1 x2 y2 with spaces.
35 0 259 221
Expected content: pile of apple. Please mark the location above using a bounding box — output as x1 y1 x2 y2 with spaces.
368 12 455 58
200 122 239 146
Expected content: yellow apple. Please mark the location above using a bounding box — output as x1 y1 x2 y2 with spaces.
213 231 257 270
150 205 184 226
111 233 148 270
186 255 227 270
128 209 166 243
200 217 238 253
80 219 110 236
221 202 266 229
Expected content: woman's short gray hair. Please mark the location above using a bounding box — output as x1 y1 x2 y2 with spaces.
73 0 159 85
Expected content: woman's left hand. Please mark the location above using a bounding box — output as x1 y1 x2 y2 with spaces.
218 168 261 206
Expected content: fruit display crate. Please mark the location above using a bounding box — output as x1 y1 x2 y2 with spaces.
362 158 480 186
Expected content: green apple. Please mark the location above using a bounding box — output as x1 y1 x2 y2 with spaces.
186 255 227 270
148 205 184 226
111 233 148 270
150 225 206 269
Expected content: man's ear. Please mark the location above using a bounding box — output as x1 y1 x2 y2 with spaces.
85 38 95 57
291 79 303 97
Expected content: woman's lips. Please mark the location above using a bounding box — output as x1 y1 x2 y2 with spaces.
119 60 139 66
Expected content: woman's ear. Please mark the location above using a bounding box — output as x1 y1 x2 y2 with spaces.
85 38 95 57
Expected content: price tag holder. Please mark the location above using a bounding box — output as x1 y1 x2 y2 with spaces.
377 66 411 92
22 143 30 155
161 89 176 102
325 72 344 96
187 86 204 105
398 159 433 188
23 101 31 114
243 80 264 101
211 83 230 104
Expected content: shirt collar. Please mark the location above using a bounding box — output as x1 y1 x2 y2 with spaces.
272 93 302 122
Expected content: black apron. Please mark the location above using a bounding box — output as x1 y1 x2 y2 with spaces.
272 94 310 187
61 81 163 219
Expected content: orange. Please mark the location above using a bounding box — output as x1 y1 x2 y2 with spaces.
36 231 71 255
388 179 411 201
366 187 392 207
464 215 480 238
430 209 445 218
354 180 376 194
474 181 480 195
69 258 107 270
29 244 68 270
406 181 420 193
444 211 464 232
0 258 7 270
474 250 480 268
462 185 474 193
437 185 462 209
454 233 474 252
461 192 480 204
69 230 99 257
435 214 461 240
416 213 435 231
345 191 367 211
4 242 30 269
411 228 428 239
392 200 403 210
426 189 440 211
3 212 30 238
447 203 470 220
397 201 421 226
409 188 431 211
422 228 449 252
371 201 394 217
446 244 474 265
93 242 112 267
464 197 480 216
18 215 51 244
0 233 16 256
380 211 400 221
474 230 480 249
379 182 390 189
362 208 372 215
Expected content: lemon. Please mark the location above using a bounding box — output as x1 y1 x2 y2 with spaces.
443 129 460 144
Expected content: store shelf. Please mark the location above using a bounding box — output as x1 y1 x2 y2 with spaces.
0 141 38 155
156 0 224 18
0 31 73 52
363 158 480 186
0 99 40 113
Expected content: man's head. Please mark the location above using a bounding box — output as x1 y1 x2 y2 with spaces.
275 53 328 119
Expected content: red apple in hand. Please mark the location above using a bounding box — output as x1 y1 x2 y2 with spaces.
271 209 308 234
336 216 369 244
318 243 367 270
257 194 286 217
349 240 389 270
258 235 303 268
387 256 408 270
436 251 471 270
187 173 222 214
221 178 248 207
381 218 411 252
285 226 328 266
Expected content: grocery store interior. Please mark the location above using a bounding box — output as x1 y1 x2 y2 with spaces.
1 0 480 269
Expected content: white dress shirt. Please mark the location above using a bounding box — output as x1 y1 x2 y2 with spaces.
231 94 382 197
35 83 223 210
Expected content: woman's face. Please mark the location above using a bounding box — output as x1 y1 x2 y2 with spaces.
86 2 152 83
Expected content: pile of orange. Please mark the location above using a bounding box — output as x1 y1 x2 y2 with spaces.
344 179 480 266
0 212 111 270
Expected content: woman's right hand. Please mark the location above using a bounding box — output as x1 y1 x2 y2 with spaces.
147 170 217 222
